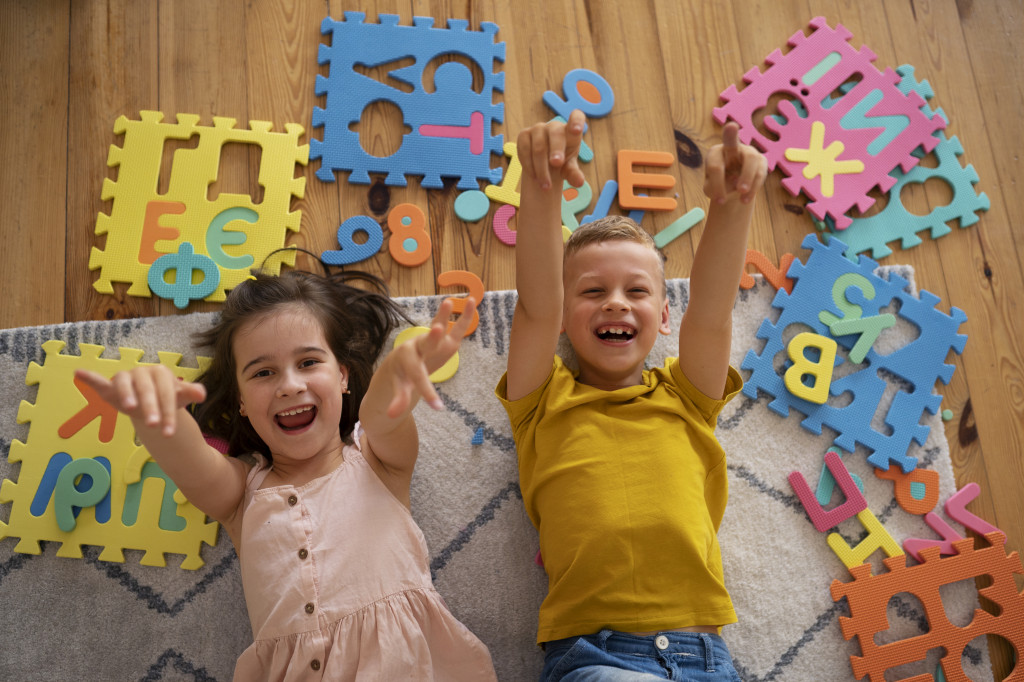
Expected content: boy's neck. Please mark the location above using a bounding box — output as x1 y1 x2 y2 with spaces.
575 361 646 391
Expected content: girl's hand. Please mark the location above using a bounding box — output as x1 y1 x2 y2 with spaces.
75 366 207 438
517 109 587 191
703 121 768 206
385 297 477 418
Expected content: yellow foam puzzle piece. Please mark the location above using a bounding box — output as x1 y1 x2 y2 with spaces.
0 341 217 570
89 111 309 303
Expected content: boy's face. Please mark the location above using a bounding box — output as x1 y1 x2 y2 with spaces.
562 239 671 390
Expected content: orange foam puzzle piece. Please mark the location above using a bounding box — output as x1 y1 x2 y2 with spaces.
830 533 1024 682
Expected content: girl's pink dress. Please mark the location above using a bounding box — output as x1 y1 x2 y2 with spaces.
232 429 496 681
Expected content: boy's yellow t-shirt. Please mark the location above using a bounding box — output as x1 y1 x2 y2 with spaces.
496 356 742 644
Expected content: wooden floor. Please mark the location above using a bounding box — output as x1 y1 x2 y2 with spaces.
2 0 1021 676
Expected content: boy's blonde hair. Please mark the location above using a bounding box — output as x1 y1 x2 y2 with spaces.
563 215 666 283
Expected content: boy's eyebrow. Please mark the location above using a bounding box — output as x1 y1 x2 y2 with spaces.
240 346 328 374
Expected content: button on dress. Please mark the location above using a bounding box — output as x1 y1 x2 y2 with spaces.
233 429 496 681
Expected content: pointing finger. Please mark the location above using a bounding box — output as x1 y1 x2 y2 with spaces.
722 121 741 167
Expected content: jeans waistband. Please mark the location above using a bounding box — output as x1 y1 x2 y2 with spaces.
544 629 725 673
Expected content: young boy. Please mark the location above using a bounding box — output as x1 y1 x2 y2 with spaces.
496 109 767 681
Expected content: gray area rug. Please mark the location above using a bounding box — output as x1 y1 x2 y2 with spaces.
0 271 993 681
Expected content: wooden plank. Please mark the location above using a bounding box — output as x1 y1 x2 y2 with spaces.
581 2 687 281
958 0 1024 296
66 0 160 322
0 0 69 329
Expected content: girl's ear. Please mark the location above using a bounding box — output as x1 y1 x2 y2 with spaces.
338 364 349 393
239 401 247 417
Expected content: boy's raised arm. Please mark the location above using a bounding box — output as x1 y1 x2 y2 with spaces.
677 122 767 400
505 110 587 401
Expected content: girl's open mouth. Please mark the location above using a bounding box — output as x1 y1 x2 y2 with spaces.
275 405 317 431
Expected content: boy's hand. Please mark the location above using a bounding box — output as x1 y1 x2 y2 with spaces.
517 109 587 191
704 121 767 206
75 366 206 438
385 297 477 417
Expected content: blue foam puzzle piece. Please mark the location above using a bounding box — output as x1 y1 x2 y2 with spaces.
471 426 484 445
311 13 506 189
741 234 967 473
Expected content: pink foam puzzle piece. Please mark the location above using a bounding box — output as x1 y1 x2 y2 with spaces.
713 16 945 229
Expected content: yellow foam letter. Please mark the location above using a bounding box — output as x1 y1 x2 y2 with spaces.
784 332 837 404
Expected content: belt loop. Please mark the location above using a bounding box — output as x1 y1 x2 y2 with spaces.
699 632 716 672
597 629 614 651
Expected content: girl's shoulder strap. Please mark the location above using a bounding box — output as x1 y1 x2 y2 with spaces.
243 452 273 491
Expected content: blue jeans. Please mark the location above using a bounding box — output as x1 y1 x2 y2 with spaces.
540 630 742 682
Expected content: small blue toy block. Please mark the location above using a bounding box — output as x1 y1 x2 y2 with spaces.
311 13 506 189
471 426 484 445
741 234 967 473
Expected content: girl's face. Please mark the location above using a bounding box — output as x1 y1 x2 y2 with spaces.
233 306 348 469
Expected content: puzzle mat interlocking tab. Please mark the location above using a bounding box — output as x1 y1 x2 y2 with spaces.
311 12 506 188
89 111 309 303
713 16 946 229
0 340 217 570
741 234 967 474
823 65 990 260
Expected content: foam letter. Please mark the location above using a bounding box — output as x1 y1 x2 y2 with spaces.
827 508 904 568
437 270 484 337
60 375 120 443
790 449 867 532
617 150 677 211
784 332 837 404
138 201 185 265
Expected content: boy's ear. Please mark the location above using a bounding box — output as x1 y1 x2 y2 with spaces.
659 297 672 335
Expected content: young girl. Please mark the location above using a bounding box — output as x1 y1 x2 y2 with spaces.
76 266 497 682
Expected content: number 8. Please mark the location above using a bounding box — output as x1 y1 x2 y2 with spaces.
388 203 431 267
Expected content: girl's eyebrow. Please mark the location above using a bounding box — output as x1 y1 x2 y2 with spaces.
240 346 328 374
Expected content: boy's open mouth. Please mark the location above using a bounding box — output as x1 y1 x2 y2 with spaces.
595 325 636 342
276 405 317 431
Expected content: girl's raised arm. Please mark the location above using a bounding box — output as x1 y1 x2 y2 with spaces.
74 366 249 531
358 298 475 503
